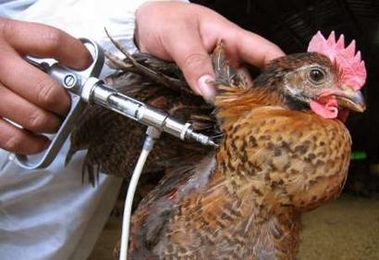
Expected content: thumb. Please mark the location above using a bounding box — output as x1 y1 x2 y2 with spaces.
135 2 216 101
176 51 216 102
160 27 216 101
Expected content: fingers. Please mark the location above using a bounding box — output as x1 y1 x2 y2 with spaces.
0 18 92 154
0 118 49 154
0 18 92 116
160 22 217 101
0 83 62 133
0 80 62 154
0 18 92 70
0 50 71 116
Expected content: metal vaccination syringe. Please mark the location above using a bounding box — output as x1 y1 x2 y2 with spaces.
15 38 216 170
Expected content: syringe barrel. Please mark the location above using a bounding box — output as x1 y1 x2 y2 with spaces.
87 83 216 146
90 83 144 121
90 83 188 139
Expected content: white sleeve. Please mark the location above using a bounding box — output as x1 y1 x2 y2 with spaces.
13 0 189 56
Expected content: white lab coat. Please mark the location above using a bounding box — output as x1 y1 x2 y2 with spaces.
0 1 140 259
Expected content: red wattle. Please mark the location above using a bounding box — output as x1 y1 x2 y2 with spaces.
310 99 338 119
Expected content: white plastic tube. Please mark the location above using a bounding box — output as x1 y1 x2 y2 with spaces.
119 127 161 260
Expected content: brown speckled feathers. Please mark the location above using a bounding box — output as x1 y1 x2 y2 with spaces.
68 42 360 259
127 66 352 259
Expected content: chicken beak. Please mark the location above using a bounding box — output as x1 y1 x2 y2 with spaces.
323 87 366 113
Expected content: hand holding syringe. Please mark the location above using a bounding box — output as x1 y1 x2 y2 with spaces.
15 38 216 170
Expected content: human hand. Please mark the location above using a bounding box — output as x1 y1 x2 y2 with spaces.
0 18 91 154
135 1 284 101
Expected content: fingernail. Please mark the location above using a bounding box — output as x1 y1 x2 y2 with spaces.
197 75 216 102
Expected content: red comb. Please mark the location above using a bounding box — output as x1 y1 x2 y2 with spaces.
307 31 366 90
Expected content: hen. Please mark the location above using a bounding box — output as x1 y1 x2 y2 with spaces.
67 32 366 259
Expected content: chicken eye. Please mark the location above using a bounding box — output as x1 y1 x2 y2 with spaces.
309 68 325 83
